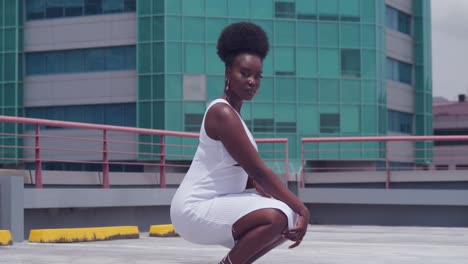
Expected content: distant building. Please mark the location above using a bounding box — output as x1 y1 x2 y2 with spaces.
433 94 468 170
0 0 432 171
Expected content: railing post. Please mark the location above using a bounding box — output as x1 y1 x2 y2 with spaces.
285 139 289 183
385 141 389 189
35 124 42 188
301 140 305 188
102 129 109 188
160 135 166 188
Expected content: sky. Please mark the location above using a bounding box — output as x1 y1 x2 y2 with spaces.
431 0 468 100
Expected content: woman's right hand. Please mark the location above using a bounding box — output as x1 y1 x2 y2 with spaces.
282 210 310 249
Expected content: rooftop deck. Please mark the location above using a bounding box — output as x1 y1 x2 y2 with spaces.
2 225 468 264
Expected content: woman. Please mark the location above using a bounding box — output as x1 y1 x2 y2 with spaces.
170 22 309 264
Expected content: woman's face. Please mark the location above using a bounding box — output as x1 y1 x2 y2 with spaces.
227 53 263 101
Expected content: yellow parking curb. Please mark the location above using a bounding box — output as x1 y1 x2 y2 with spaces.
0 230 13 246
149 224 178 237
28 226 139 243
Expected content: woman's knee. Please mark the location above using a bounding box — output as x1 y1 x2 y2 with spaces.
263 209 288 232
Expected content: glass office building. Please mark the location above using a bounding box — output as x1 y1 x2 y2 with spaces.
1 0 432 170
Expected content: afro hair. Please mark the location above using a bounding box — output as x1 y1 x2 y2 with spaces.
216 22 270 66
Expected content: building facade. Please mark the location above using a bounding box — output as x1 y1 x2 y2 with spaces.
0 0 432 171
433 95 468 170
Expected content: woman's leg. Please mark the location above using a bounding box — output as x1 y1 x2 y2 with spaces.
219 208 288 264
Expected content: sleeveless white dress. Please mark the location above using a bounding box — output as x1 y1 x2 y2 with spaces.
170 98 297 248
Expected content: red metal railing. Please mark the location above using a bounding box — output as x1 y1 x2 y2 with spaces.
0 115 288 188
301 135 468 189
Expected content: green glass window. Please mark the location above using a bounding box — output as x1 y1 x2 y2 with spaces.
255 77 274 102
207 75 224 100
229 0 249 18
297 21 316 46
319 79 338 102
298 104 318 133
251 0 273 19
274 47 295 75
26 46 136 75
297 0 316 19
340 23 360 47
205 0 227 17
275 21 295 46
138 17 151 42
184 17 205 42
318 48 339 77
341 79 360 103
152 16 164 42
318 0 338 20
361 49 376 79
182 0 204 16
152 42 164 73
166 74 182 100
341 106 360 133
339 0 359 21
206 44 224 75
26 0 136 20
206 18 228 43
166 102 182 131
318 22 338 46
4 29 16 51
361 25 376 47
275 77 296 102
184 44 205 73
275 1 295 19
4 53 16 81
320 112 339 134
361 80 376 103
138 76 151 100
341 49 360 77
360 0 375 23
25 103 136 128
166 0 181 14
166 16 181 41
297 48 317 77
361 106 376 134
298 78 317 102
167 43 182 73
276 104 296 133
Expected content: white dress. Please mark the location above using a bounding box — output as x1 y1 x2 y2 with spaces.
170 98 297 248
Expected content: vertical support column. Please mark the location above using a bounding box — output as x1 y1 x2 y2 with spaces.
0 176 24 242
385 141 390 189
35 124 42 188
301 140 305 188
102 130 109 188
159 135 166 188
284 139 289 184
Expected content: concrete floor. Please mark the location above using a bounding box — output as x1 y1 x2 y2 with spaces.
2 225 468 264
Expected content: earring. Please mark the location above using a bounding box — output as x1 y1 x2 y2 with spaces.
225 79 230 91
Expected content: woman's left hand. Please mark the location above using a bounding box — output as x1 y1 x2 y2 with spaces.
282 213 309 249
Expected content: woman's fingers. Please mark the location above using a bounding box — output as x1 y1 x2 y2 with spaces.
288 239 302 249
